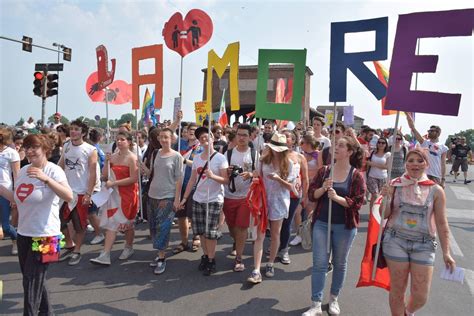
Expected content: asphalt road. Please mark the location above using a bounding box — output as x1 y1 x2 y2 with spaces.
1 167 473 315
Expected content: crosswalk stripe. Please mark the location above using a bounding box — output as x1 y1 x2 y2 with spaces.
446 208 474 221
464 268 474 296
449 186 474 201
448 231 464 257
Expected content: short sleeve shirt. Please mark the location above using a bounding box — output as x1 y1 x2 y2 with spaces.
0 146 20 190
192 152 228 203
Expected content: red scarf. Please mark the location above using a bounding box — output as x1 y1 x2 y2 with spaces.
246 177 268 233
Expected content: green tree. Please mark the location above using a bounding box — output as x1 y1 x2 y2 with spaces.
15 118 25 126
445 129 474 148
116 113 138 129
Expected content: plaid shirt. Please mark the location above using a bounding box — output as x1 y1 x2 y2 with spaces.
308 166 366 229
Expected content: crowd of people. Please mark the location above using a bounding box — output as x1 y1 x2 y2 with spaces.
0 111 468 315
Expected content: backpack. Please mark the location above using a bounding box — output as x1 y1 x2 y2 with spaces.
226 147 257 171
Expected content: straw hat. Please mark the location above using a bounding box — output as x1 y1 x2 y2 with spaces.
266 133 288 152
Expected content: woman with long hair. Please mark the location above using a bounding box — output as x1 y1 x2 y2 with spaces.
366 137 391 211
247 133 295 284
303 136 366 316
0 127 20 254
90 131 138 265
381 148 455 316
389 133 408 179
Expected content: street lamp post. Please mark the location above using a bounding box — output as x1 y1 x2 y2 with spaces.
52 43 64 114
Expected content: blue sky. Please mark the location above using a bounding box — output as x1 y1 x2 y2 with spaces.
1 0 472 142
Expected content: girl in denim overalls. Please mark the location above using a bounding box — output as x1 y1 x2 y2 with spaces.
380 149 456 316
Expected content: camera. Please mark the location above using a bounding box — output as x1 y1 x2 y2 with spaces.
230 165 244 178
450 137 458 144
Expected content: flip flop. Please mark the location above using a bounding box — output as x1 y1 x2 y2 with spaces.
191 237 200 252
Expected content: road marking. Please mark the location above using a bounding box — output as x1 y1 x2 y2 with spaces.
464 268 474 296
449 186 474 201
446 208 474 222
448 231 464 257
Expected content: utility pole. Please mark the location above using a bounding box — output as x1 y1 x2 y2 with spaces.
53 43 64 114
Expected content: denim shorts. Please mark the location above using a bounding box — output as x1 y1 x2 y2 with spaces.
382 229 437 266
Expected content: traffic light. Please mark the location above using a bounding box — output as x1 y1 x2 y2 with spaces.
63 47 72 62
46 74 59 97
33 71 45 97
22 36 32 52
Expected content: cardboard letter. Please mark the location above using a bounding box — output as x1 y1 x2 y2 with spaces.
96 45 116 90
255 49 306 121
385 9 474 116
329 17 388 102
131 44 163 110
206 42 240 113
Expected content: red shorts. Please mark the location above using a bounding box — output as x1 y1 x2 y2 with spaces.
60 194 89 232
223 198 251 229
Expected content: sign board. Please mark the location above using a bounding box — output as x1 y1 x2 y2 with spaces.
35 63 64 72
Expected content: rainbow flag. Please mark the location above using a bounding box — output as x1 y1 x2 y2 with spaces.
141 88 152 125
373 61 396 116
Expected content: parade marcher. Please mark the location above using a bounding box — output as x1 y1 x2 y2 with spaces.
290 134 321 247
451 136 471 184
173 122 203 253
212 125 227 153
406 113 448 187
89 129 105 171
58 119 101 265
90 131 139 265
137 130 148 157
366 137 391 211
0 127 20 254
0 134 73 315
279 129 308 264
380 148 456 316
141 128 183 274
22 117 36 130
389 133 408 179
50 112 62 130
312 116 331 150
303 136 365 316
223 124 256 272
247 133 295 283
179 127 229 276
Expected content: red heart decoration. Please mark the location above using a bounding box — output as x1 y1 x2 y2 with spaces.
162 9 213 57
16 183 34 203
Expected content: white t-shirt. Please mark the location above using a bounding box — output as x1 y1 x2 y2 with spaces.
22 121 36 129
421 140 448 178
63 141 100 194
368 152 391 179
192 152 228 203
0 147 20 190
224 148 253 199
14 162 67 237
316 135 331 150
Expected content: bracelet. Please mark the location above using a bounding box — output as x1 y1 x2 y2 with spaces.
43 178 49 185
183 197 188 201
183 159 187 165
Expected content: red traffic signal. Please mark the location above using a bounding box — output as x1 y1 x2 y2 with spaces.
33 71 45 97
46 73 59 97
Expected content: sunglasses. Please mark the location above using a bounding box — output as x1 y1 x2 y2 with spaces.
428 129 438 133
377 141 387 145
396 137 402 140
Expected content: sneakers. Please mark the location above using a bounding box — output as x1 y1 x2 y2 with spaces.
465 179 471 184
327 262 333 274
328 295 340 315
279 249 291 265
203 259 216 276
302 301 322 316
150 256 160 267
198 255 209 271
154 260 166 275
90 251 111 266
247 270 262 284
265 264 275 278
68 252 82 266
11 242 18 255
118 247 134 260
233 258 245 272
86 224 94 232
59 247 75 262
90 234 105 245
289 235 302 246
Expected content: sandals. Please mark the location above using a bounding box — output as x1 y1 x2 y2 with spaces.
233 258 245 272
172 242 189 254
192 236 201 252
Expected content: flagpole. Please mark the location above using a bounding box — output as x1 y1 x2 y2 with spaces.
205 98 212 236
135 109 144 221
105 88 110 144
327 102 338 254
178 56 184 153
372 110 400 280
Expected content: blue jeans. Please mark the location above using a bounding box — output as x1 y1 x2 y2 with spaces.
311 221 356 302
1 196 17 240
